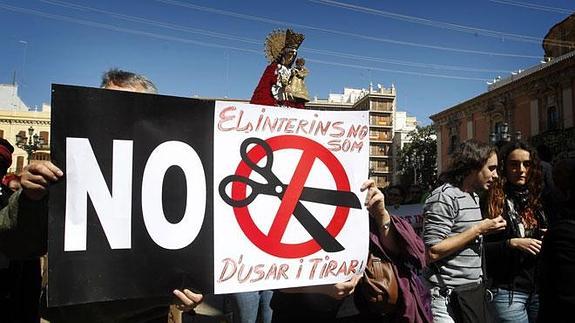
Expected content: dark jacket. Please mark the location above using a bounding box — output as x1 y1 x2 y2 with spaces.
0 188 168 323
0 187 48 323
538 218 575 322
485 194 546 293
355 216 432 323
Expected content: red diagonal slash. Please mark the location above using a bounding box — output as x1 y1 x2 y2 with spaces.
231 135 352 258
267 151 316 242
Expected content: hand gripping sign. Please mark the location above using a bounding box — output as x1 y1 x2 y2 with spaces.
219 136 361 258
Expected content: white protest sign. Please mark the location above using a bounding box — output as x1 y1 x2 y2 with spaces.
213 101 370 293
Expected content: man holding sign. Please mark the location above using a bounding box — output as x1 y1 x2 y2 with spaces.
4 69 203 322
5 66 382 322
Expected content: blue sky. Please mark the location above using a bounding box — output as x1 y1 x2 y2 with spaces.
1 0 573 123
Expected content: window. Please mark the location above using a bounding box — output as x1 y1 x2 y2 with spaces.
494 122 502 135
547 106 558 130
16 156 24 173
40 131 49 146
448 135 459 154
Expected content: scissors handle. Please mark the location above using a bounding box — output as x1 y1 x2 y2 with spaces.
219 175 280 208
240 137 274 175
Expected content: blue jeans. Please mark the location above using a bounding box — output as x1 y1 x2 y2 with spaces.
226 291 273 323
429 286 456 323
491 288 539 323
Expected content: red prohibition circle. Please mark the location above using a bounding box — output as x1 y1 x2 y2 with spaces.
231 135 352 258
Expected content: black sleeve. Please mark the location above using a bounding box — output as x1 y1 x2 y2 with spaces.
0 190 48 259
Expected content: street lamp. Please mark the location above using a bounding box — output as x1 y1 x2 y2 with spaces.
15 126 45 164
490 122 522 146
490 123 510 145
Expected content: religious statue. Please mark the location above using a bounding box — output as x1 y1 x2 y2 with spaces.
250 29 309 109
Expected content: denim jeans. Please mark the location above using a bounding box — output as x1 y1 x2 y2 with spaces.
429 286 456 323
491 288 539 323
226 291 273 323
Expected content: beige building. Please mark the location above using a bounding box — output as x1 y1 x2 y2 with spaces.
307 84 416 188
0 84 51 174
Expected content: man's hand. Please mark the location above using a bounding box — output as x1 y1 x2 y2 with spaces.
361 180 390 226
20 161 63 200
477 215 507 235
509 238 542 255
173 289 204 313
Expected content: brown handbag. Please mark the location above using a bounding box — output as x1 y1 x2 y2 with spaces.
359 252 399 314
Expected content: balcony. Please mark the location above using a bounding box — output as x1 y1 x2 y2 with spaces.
370 138 393 144
371 168 391 175
370 108 393 114
371 174 390 188
370 101 394 113
370 143 392 156
369 129 392 142
370 155 390 159
370 124 393 129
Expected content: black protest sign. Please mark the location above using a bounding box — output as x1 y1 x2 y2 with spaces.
48 85 214 306
48 86 370 306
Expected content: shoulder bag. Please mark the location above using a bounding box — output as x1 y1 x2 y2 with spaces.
357 252 399 314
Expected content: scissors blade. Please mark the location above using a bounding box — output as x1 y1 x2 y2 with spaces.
292 202 345 252
297 187 362 209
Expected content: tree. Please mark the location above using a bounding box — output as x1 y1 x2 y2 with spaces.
398 125 437 190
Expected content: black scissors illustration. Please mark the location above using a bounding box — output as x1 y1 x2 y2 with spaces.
219 137 361 252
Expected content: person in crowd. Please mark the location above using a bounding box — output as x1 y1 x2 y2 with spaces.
384 185 405 209
2 173 21 192
271 180 431 323
537 158 575 322
484 140 547 323
100 68 158 93
536 144 556 223
423 139 506 322
224 291 273 323
404 184 423 205
356 180 432 323
1 69 204 322
0 138 46 323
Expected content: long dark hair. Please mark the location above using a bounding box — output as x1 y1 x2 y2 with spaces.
439 139 497 188
487 140 543 219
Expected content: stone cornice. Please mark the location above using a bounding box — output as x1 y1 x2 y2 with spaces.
430 55 575 124
0 118 51 125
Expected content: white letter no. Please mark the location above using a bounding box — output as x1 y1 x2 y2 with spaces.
141 141 206 250
65 138 133 251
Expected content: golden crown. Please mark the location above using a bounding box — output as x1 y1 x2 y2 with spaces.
264 29 305 63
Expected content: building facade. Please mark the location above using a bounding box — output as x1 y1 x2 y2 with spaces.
307 84 416 188
431 15 575 172
0 84 51 174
